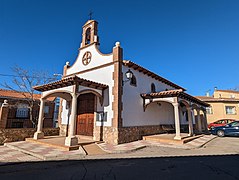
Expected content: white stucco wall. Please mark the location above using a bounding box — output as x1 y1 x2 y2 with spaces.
61 99 70 124
42 86 73 100
122 66 177 127
66 44 113 78
60 44 114 127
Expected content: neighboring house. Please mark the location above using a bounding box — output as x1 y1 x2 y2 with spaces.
196 89 239 123
53 97 60 128
33 19 209 146
0 89 55 128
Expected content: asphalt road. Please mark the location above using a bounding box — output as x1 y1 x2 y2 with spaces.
0 137 239 180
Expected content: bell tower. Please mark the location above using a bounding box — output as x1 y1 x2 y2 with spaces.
80 20 100 49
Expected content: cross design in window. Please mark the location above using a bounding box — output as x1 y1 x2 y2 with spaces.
82 51 92 66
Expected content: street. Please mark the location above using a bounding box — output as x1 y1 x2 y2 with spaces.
0 137 239 180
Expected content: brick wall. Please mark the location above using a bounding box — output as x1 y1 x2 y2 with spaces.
0 98 55 128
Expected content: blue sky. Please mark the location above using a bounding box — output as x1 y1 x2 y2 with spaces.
0 0 239 96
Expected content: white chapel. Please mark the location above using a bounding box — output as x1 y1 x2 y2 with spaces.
33 19 209 146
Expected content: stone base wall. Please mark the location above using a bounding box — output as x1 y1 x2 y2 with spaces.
94 125 165 145
58 123 192 145
59 124 69 136
94 126 118 145
118 125 164 144
0 128 59 145
93 125 164 145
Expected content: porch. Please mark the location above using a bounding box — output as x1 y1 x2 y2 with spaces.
32 75 108 147
141 89 210 140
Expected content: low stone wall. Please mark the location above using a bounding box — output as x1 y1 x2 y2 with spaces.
0 128 59 145
118 125 164 144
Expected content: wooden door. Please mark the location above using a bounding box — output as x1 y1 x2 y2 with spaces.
76 93 95 136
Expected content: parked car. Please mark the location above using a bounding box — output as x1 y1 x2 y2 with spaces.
210 121 239 137
208 119 236 129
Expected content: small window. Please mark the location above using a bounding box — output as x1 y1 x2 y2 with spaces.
206 106 213 114
85 28 91 45
96 112 107 122
44 106 49 114
225 106 236 115
130 75 137 87
16 108 29 118
151 83 156 93
230 94 235 98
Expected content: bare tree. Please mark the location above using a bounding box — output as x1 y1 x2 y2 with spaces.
1 66 57 127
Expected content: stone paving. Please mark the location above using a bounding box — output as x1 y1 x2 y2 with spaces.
0 135 216 164
0 146 39 165
186 134 216 148
4 141 86 161
98 135 216 153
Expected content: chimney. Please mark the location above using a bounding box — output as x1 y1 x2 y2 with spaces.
206 92 210 97
206 89 210 97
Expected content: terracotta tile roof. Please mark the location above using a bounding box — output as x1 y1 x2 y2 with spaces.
0 89 41 100
33 75 108 92
141 89 209 107
196 96 239 102
123 60 186 91
141 89 183 97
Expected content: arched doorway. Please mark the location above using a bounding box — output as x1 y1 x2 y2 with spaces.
76 93 95 136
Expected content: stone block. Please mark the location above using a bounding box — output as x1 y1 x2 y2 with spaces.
65 136 78 146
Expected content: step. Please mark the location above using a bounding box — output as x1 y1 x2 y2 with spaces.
82 143 108 155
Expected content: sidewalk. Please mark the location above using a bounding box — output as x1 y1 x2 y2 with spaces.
4 141 86 161
186 134 217 148
0 135 216 164
98 135 217 153
0 146 39 165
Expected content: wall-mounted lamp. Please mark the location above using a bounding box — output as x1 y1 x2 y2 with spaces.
122 69 133 86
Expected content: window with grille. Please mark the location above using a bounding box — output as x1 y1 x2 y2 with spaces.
44 106 49 114
96 112 107 122
151 83 156 93
130 75 137 87
16 108 29 118
206 106 213 114
225 106 236 115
